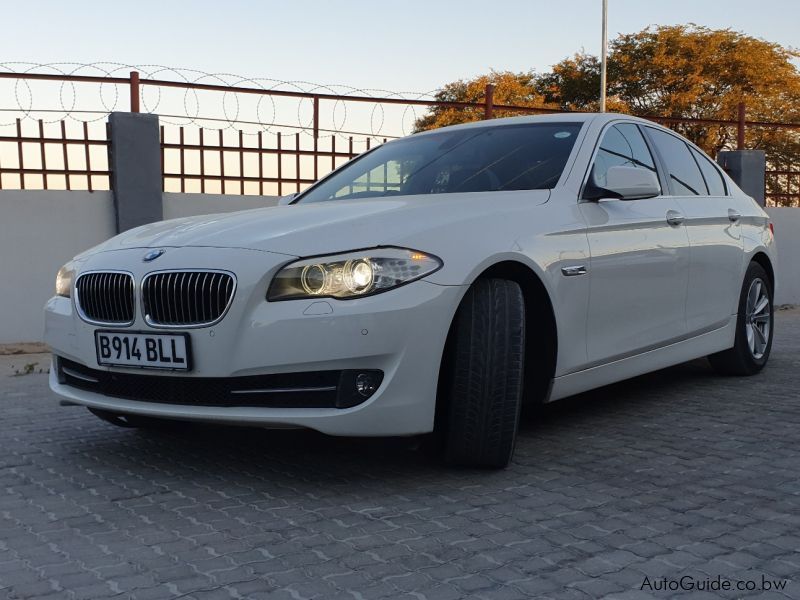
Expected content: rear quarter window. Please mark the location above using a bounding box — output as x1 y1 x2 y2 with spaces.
690 147 728 196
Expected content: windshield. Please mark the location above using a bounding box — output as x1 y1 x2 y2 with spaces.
296 122 583 203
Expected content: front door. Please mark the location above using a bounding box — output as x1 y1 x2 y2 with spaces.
579 123 690 365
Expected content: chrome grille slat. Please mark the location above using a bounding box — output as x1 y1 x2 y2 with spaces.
105 273 113 322
177 273 184 324
76 272 135 325
213 273 221 318
114 273 123 322
166 272 175 324
179 273 185 322
159 271 167 324
92 273 99 320
172 272 181 324
200 273 208 322
125 276 133 318
88 273 96 319
107 274 115 322
101 274 107 317
142 270 235 327
182 273 190 324
108 273 117 322
102 273 110 321
187 272 197 323
225 277 233 316
209 273 217 321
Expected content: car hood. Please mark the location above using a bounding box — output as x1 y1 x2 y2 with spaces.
82 191 550 259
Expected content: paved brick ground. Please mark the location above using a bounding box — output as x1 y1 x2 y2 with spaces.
2 310 799 599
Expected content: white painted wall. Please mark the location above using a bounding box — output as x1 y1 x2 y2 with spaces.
0 191 279 343
0 191 797 342
0 190 116 343
766 207 800 306
163 192 278 220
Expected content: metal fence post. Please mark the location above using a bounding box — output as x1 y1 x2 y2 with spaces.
130 71 140 113
312 96 320 183
313 96 319 140
484 84 495 120
737 102 746 150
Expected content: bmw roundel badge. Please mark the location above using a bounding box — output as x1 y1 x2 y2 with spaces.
143 248 166 262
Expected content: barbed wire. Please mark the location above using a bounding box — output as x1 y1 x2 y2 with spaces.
0 61 442 139
0 107 402 141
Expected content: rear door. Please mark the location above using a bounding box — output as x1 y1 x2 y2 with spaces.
644 127 744 334
579 122 690 364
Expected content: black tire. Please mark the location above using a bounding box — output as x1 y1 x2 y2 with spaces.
440 278 525 468
708 262 774 376
88 408 182 429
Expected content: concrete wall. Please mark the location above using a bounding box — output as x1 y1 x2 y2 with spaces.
766 207 800 306
0 190 116 343
0 191 279 343
163 192 278 220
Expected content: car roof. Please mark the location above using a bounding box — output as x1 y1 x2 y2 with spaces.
408 112 658 138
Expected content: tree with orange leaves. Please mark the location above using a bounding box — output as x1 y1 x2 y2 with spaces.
416 25 800 175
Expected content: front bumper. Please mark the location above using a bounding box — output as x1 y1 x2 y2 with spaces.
45 246 464 436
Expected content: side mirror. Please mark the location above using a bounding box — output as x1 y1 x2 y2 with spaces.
585 165 661 201
605 166 661 200
278 193 297 206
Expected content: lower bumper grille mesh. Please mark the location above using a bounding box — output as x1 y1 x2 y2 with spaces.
57 357 381 409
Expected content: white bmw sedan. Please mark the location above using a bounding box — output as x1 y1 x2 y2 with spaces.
45 113 776 467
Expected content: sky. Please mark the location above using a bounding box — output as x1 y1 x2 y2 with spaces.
4 0 798 92
1 0 798 194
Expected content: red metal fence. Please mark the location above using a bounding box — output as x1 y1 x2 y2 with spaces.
0 118 109 191
160 126 378 196
1 70 798 204
765 169 800 205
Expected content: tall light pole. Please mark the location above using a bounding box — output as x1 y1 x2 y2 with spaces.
600 0 608 112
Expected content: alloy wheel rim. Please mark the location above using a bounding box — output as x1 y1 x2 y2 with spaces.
745 278 771 360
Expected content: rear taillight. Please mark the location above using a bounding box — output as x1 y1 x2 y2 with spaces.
769 222 775 237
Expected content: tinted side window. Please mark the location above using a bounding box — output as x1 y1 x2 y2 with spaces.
592 123 658 189
647 128 708 195
690 147 727 196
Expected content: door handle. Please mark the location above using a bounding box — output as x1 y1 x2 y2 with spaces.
666 210 685 226
728 209 742 223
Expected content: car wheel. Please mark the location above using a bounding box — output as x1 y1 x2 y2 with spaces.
88 408 182 429
708 262 774 376
440 278 525 468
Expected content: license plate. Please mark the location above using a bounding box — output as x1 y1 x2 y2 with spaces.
95 331 192 371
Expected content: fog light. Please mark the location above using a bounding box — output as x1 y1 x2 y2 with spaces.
355 372 379 397
336 370 384 408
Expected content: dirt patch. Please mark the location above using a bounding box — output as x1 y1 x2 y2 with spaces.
0 353 51 377
0 342 50 356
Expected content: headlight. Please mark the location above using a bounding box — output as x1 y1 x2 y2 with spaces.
268 247 442 301
55 263 76 298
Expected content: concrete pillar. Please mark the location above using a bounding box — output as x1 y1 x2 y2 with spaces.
717 150 766 207
108 112 162 232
